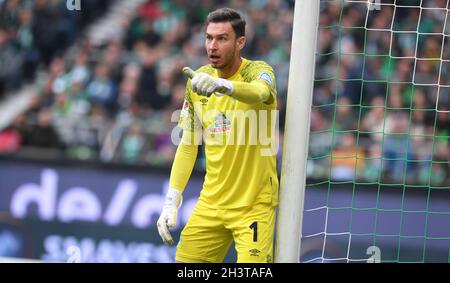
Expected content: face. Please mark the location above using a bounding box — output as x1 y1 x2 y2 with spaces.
205 22 245 69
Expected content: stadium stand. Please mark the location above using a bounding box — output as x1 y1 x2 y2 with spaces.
1 0 449 186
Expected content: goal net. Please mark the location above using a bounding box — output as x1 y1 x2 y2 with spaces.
301 0 450 263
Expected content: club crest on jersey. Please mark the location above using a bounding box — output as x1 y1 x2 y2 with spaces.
209 113 231 134
258 72 273 85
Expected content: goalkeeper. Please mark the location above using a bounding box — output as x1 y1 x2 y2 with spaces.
157 7 279 263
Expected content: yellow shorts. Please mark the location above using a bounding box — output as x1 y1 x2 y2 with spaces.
175 199 277 263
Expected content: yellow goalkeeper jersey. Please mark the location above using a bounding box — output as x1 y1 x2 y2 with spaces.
178 58 279 209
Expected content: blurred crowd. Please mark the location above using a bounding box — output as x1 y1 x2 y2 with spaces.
0 0 449 185
0 0 294 169
310 0 450 185
0 0 112 97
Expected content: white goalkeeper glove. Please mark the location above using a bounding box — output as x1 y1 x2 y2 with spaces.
157 188 183 246
182 67 234 97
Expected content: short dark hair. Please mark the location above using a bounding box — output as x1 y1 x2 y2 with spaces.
205 8 246 38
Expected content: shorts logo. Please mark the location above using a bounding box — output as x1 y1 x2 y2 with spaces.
258 72 273 86
249 248 261 257
200 98 208 105
208 113 231 134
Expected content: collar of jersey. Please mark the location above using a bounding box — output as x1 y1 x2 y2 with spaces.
215 57 247 80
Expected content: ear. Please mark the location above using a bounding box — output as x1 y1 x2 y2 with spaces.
237 36 246 50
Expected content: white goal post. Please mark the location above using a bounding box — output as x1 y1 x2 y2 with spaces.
274 0 320 263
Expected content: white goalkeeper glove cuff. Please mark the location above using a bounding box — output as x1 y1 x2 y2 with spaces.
190 72 234 97
157 188 183 246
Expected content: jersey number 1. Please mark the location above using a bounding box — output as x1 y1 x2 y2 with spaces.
249 221 258 242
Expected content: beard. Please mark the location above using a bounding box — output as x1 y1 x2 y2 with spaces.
210 47 237 70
